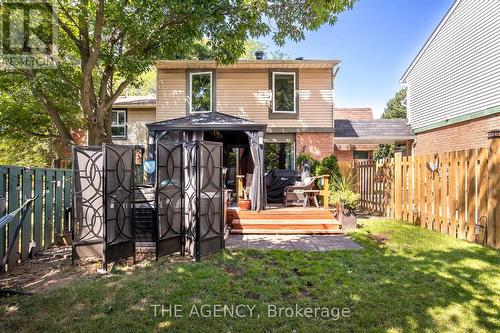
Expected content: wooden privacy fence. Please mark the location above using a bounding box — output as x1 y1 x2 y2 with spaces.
354 135 499 248
0 166 72 270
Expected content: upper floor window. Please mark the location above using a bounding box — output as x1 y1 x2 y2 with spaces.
111 109 126 139
190 72 212 113
272 72 296 113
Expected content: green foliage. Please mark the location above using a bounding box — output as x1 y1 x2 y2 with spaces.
0 71 82 166
124 70 157 96
296 152 320 175
240 40 291 60
315 154 341 180
0 137 54 167
381 88 407 119
373 144 395 160
374 88 408 160
329 173 360 212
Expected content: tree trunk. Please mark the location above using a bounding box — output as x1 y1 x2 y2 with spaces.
86 104 113 145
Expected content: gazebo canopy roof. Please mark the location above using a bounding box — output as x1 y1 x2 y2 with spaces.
146 112 266 132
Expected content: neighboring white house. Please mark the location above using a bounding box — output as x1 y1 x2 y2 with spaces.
401 0 500 154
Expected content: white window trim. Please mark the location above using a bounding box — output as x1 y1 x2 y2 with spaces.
272 71 296 114
111 109 127 139
189 71 212 114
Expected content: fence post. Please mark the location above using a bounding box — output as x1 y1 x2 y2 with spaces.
394 148 403 220
487 131 499 248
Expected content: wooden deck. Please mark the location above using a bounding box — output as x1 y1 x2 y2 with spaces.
227 205 342 235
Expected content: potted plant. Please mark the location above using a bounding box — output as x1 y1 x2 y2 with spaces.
238 188 251 210
329 173 360 231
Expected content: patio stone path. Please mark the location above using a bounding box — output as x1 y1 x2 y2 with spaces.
225 235 362 251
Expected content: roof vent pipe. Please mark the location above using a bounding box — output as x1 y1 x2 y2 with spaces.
255 51 264 60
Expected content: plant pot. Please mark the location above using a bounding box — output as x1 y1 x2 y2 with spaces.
238 199 251 210
337 203 357 231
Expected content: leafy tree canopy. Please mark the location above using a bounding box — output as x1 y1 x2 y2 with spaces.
374 88 407 160
381 88 407 119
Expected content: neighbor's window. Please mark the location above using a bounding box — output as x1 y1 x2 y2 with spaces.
111 109 126 139
353 151 369 160
190 72 212 113
264 142 295 172
272 72 296 113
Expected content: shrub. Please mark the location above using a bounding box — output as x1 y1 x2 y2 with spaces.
315 154 341 180
296 152 320 175
329 173 360 214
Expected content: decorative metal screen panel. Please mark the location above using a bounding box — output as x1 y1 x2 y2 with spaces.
103 144 135 268
184 141 224 260
72 146 104 260
156 140 224 261
196 141 224 258
156 141 184 257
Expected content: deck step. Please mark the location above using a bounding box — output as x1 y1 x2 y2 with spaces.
230 229 343 235
231 218 341 235
227 211 335 221
231 219 338 225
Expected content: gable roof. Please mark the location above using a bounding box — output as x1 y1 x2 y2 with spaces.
334 119 415 144
334 108 373 120
400 0 461 82
155 59 340 70
146 112 266 132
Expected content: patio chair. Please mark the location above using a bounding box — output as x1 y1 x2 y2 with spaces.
283 177 317 207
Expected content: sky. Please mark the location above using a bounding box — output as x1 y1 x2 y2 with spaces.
257 0 455 118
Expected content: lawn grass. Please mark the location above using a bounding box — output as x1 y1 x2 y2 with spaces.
1 218 499 332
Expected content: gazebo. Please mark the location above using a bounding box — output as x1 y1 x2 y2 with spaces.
146 112 267 211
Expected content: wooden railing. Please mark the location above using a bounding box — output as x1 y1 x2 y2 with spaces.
317 175 330 209
0 166 72 270
353 133 499 248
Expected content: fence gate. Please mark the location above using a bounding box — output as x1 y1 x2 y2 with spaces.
72 144 135 269
156 141 224 261
155 141 184 257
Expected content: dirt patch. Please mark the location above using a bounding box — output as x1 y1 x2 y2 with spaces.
0 246 101 294
366 232 392 245
222 264 244 277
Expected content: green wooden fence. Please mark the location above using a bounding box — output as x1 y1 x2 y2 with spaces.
0 165 72 269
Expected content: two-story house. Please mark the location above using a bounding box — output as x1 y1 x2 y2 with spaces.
401 0 500 154
113 59 413 166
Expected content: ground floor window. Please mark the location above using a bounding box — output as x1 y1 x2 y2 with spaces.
111 109 127 139
353 150 369 160
264 142 295 172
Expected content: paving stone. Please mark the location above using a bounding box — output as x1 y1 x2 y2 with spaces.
227 235 362 251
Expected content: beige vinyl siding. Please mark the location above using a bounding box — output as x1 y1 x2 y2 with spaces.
405 0 500 131
113 108 156 146
156 70 186 120
156 68 334 129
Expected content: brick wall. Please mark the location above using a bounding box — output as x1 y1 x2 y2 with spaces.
334 149 353 162
413 114 499 155
295 132 334 160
